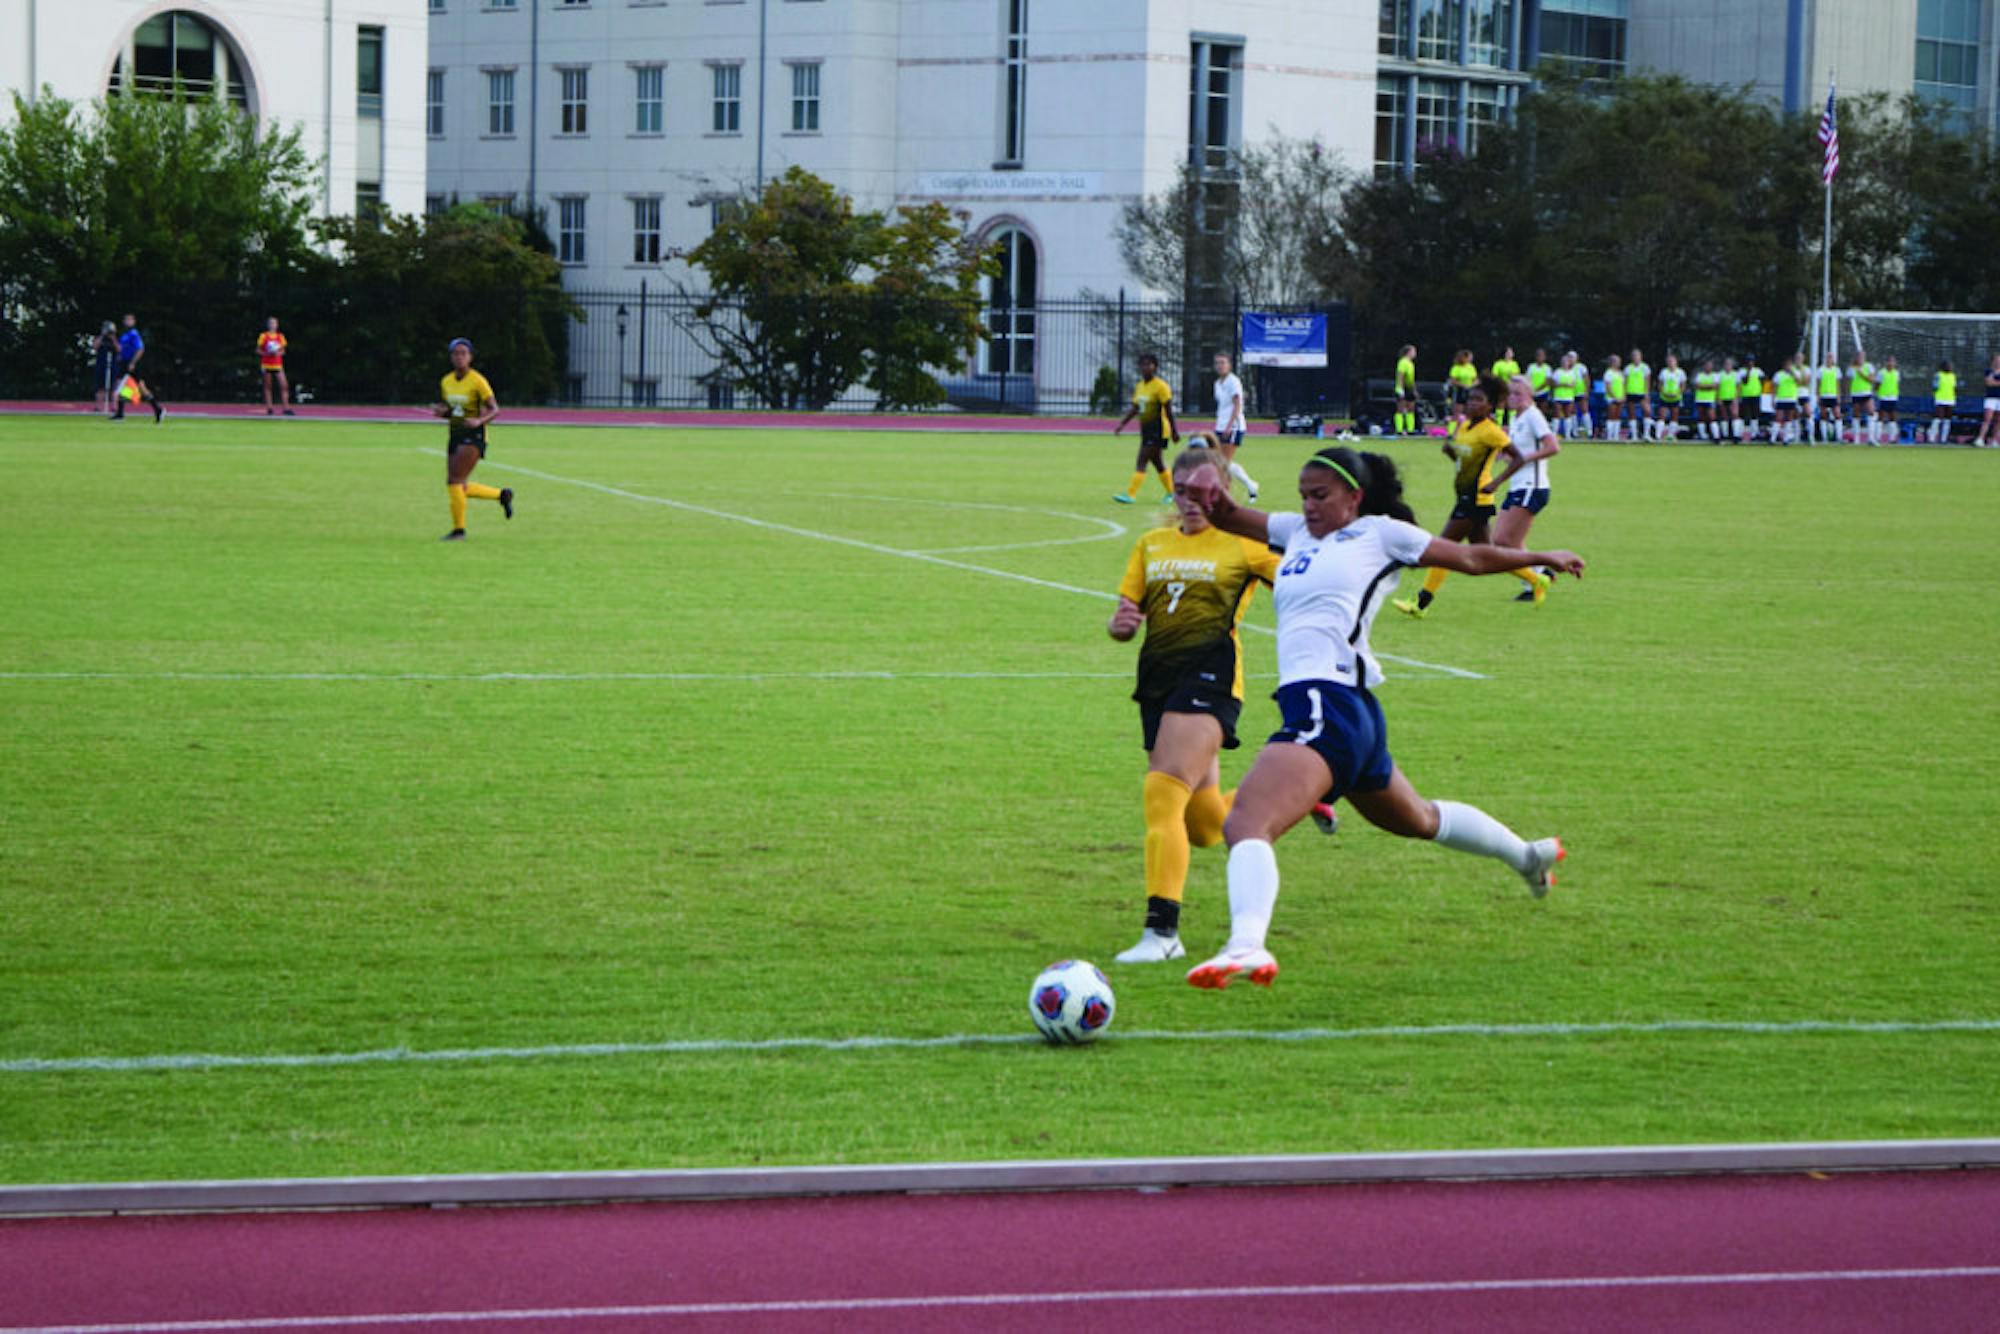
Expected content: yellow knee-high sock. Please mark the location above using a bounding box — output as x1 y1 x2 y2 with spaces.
465 482 501 501
1142 772 1194 903
1423 566 1451 596
1157 469 1174 495
448 484 467 530
1127 471 1147 498
1512 567 1540 588
1184 785 1234 848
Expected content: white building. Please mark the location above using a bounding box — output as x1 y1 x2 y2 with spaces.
425 0 1377 300
0 1 431 222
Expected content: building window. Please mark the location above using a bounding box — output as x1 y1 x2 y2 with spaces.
1000 0 1028 164
1374 76 1406 175
711 63 742 132
486 0 518 9
1467 0 1512 68
559 66 589 135
1187 38 1242 172
1538 7 1626 81
629 378 660 407
481 193 517 217
789 62 820 132
487 69 516 135
634 64 664 133
1379 0 1409 59
1415 76 1455 159
1915 0 1979 129
706 380 736 409
427 69 445 136
426 193 448 216
1415 0 1462 62
430 0 446 11
109 10 252 109
1464 81 1505 155
632 195 663 262
557 196 587 264
984 227 1037 375
356 182 383 226
357 27 384 116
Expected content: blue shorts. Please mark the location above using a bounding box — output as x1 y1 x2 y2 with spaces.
1269 681 1393 803
1217 428 1244 447
1502 488 1549 515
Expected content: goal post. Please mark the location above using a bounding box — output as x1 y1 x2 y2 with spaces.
1807 309 2000 383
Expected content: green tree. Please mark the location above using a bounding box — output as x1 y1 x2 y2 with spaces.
683 167 994 410
302 203 576 403
0 87 317 395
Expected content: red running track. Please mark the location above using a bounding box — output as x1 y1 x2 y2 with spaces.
3 1170 1999 1331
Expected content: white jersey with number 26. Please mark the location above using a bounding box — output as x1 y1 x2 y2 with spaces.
1266 511 1432 690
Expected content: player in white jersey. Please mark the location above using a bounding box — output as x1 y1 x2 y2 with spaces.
1489 375 1562 604
1210 352 1258 499
1175 445 1582 989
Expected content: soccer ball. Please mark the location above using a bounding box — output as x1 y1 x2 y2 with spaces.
1028 959 1115 1044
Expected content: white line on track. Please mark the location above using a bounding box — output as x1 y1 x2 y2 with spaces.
6 1268 1999 1331
470 456 1489 681
6 1019 1994 1075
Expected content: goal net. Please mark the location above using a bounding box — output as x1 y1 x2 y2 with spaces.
1807 309 2000 389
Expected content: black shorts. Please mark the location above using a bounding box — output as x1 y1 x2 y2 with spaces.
1139 421 1168 449
1139 685 1242 752
1449 491 1496 523
446 427 488 459
1449 384 1470 406
1136 640 1244 751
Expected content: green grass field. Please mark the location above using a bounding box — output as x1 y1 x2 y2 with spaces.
2 413 1997 1185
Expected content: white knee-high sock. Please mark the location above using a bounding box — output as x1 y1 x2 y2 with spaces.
1432 800 1531 872
1228 460 1258 490
1224 839 1280 950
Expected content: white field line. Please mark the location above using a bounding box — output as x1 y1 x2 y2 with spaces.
6 1268 1999 1332
812 491 1129 554
0 670 1131 685
6 1019 1996 1076
473 456 1488 681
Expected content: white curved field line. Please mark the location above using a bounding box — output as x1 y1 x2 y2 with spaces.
6 1019 1995 1076
813 491 1129 554
473 456 1487 681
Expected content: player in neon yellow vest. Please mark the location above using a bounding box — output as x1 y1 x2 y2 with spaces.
1929 359 1957 443
1692 358 1720 441
1772 356 1801 445
1623 351 1652 441
1846 350 1879 445
1874 356 1900 445
1813 357 1841 444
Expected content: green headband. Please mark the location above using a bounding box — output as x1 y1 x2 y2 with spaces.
1309 451 1362 492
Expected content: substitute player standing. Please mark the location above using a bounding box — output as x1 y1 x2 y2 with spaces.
432 338 514 541
1211 352 1258 500
257 317 296 416
1929 360 1957 444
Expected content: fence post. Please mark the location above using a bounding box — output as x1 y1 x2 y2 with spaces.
1116 288 1127 403
637 279 649 406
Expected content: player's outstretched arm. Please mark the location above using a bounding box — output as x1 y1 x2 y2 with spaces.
1420 538 1584 579
1182 462 1270 542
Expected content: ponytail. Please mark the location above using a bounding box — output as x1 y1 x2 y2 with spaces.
1307 446 1417 524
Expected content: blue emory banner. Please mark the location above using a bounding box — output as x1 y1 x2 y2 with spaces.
1240 312 1328 368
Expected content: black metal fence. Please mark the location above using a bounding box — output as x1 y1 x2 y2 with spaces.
560 287 1350 418
4 280 1349 418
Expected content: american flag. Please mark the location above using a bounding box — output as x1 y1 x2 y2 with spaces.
1818 81 1840 184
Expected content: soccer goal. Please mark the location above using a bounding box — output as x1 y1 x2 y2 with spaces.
1807 309 2000 387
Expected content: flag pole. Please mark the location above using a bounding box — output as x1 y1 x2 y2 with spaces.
1821 71 1835 316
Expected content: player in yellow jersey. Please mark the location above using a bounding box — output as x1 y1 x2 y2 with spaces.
1394 344 1418 436
1394 376 1508 620
1113 352 1178 503
431 338 513 541
1107 445 1304 963
1447 349 1478 430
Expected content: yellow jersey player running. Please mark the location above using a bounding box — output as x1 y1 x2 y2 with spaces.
432 338 514 541
1108 445 1311 964
1394 375 1508 620
1113 352 1178 504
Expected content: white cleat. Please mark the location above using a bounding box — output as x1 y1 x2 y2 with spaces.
1115 929 1187 964
1246 481 1260 502
1520 837 1566 898
1186 943 1279 990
